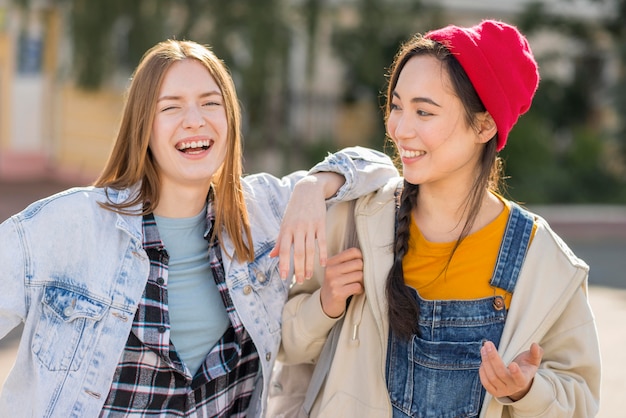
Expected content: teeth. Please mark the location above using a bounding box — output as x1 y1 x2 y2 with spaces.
401 148 425 158
177 140 211 150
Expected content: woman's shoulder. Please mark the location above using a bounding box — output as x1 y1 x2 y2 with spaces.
357 176 403 208
14 185 135 221
17 186 102 211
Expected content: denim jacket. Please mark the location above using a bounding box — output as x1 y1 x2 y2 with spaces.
0 147 397 417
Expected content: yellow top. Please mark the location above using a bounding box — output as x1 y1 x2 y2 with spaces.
403 199 514 308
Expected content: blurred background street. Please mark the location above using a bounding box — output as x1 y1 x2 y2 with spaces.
1 0 626 416
0 179 625 417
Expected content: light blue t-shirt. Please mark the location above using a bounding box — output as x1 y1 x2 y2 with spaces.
154 208 230 375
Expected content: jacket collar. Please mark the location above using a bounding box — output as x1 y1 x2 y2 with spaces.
100 183 144 243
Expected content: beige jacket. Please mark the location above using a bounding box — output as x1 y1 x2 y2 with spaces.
275 178 601 418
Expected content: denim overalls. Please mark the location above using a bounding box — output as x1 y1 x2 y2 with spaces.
386 204 534 418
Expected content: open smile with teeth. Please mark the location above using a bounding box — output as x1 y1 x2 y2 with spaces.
400 148 426 158
176 139 212 154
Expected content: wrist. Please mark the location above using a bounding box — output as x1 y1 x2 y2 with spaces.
320 292 344 318
508 380 533 401
311 172 345 199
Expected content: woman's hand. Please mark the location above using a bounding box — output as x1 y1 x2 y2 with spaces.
479 341 544 401
320 248 364 318
270 173 345 283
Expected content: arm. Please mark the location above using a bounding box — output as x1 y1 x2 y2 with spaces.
271 146 397 282
485 286 601 418
512 287 600 417
279 248 364 365
279 200 358 364
0 218 27 339
270 172 345 284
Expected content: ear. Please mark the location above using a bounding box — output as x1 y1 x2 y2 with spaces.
476 112 497 144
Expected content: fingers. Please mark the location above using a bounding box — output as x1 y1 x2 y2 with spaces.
320 274 364 317
317 228 328 268
479 341 508 394
528 342 544 366
271 229 295 281
291 227 307 284
479 341 541 401
326 247 362 267
320 248 364 317
271 217 323 283
272 178 328 282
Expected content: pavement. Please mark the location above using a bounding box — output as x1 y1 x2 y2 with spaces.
0 179 625 417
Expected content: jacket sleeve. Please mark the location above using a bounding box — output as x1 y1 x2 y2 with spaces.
308 146 398 204
504 284 601 418
280 289 339 364
0 217 27 339
489 221 601 418
243 146 397 224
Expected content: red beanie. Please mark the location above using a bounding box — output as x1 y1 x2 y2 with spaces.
425 20 539 151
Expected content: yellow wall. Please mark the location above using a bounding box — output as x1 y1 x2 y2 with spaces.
0 33 12 154
55 86 124 182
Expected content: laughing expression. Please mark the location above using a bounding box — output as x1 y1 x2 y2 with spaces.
150 59 228 195
387 55 485 189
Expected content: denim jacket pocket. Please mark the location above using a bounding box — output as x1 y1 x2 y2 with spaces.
32 283 108 371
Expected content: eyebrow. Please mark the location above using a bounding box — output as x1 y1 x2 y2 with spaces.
392 91 441 107
157 90 222 102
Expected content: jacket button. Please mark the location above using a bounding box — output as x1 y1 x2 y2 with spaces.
243 285 252 295
63 306 74 316
266 352 271 361
256 273 266 283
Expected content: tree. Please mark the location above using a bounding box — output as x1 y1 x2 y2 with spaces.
499 0 626 203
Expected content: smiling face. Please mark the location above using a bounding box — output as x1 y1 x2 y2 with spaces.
149 59 228 198
387 55 490 190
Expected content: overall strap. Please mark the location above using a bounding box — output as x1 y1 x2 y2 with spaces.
489 202 535 293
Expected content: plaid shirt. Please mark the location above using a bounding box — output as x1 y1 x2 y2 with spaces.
101 203 259 417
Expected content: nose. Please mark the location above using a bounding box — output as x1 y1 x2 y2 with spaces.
390 114 416 141
182 105 206 129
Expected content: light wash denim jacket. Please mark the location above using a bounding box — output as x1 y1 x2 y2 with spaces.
0 147 397 417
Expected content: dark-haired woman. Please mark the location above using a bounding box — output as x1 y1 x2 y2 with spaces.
279 20 600 418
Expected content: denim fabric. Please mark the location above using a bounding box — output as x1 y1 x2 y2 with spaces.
0 147 397 417
386 204 534 418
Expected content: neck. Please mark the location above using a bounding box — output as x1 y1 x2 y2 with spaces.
154 182 210 218
413 187 502 243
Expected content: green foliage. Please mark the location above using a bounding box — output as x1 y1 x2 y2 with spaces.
63 0 174 89
202 0 291 148
500 113 558 203
502 112 626 204
501 1 626 203
13 0 626 202
330 0 427 147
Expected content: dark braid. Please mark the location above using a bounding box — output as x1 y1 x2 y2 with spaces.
385 181 420 339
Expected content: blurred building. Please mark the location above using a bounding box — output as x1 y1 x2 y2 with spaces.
0 1 54 180
0 0 616 182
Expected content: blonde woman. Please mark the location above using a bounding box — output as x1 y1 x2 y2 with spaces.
0 40 396 417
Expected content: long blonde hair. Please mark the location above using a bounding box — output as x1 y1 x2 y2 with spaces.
94 39 254 262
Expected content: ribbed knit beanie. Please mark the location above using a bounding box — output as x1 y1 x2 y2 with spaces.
425 20 539 151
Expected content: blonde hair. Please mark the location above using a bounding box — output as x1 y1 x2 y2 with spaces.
94 39 253 262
